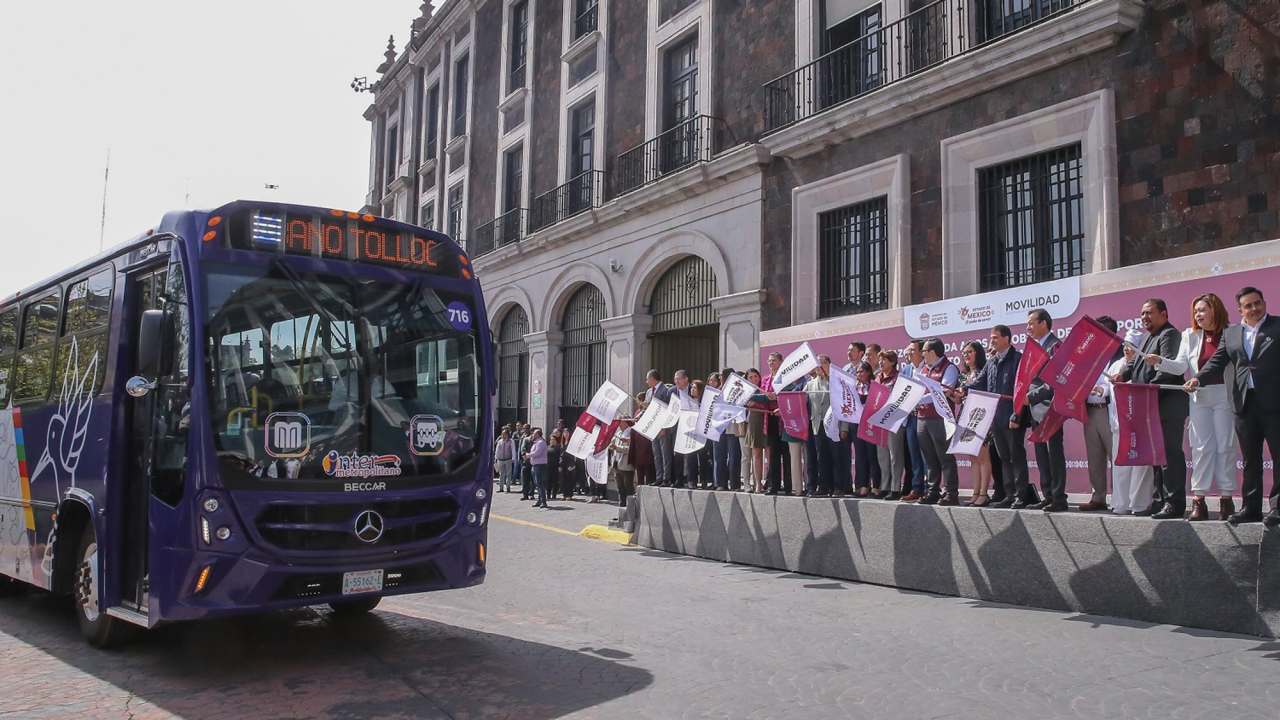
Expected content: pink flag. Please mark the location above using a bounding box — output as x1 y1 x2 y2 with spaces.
777 391 810 441
1027 405 1068 444
1044 316 1123 422
856 383 891 447
1114 383 1167 466
1013 339 1049 417
593 419 620 455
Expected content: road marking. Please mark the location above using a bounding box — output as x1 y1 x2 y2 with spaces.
490 514 581 537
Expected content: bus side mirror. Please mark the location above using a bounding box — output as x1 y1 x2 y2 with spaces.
138 309 167 377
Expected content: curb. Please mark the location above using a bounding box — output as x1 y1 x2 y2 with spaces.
578 525 634 545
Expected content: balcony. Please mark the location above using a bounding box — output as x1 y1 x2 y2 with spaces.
573 4 598 39
614 116 735 196
761 0 1142 154
472 208 527 258
529 171 608 233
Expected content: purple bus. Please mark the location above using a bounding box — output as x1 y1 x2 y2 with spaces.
0 201 492 647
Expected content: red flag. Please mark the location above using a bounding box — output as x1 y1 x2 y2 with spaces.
856 383 891 447
1114 383 1167 466
576 410 598 433
592 419 620 455
1012 339 1050 417
1043 316 1123 422
777 392 810 441
1027 405 1068 443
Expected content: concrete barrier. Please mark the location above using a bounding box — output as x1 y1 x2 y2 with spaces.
634 486 1280 637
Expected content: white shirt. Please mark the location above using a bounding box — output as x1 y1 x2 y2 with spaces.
1243 314 1268 388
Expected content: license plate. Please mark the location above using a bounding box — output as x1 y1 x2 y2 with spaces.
341 569 383 595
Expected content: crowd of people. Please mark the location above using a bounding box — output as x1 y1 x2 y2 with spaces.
492 420 614 508
493 286 1280 526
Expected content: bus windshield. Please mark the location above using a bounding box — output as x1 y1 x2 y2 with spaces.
203 263 481 486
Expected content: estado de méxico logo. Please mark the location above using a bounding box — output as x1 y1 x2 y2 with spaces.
322 451 403 479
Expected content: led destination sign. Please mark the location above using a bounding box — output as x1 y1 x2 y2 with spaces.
225 208 465 277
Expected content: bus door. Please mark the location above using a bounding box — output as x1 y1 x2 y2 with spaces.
120 266 167 611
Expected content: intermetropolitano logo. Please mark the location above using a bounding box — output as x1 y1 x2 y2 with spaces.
322 451 403 479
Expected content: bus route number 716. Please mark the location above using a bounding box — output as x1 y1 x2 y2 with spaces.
446 302 472 331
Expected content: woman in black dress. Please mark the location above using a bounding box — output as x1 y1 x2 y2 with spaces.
546 433 564 502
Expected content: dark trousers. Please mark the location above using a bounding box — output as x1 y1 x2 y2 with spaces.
852 434 880 491
1033 428 1067 502
615 468 636 507
991 425 1027 500
805 435 835 494
989 434 1007 502
1237 394 1280 515
904 415 927 493
520 462 534 498
1152 391 1191 512
767 427 792 493
919 417 960 497
532 464 549 504
715 435 742 489
634 462 654 487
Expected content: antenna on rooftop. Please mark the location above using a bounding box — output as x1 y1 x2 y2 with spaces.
99 148 110 252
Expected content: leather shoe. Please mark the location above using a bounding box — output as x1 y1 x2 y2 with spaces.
1187 497 1210 522
1228 510 1263 525
989 498 1014 509
1029 499 1052 510
1043 500 1069 513
1010 499 1030 510
938 493 960 506
1133 503 1164 517
1219 497 1236 521
918 492 942 505
1078 500 1109 512
1265 510 1280 528
1153 505 1186 520
900 492 922 502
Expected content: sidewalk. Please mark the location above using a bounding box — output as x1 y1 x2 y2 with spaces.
489 485 628 540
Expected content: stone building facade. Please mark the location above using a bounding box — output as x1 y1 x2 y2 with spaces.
361 0 1279 431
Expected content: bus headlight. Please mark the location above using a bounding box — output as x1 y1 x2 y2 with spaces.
475 487 487 501
200 517 211 544
203 498 220 513
216 527 232 541
466 512 478 525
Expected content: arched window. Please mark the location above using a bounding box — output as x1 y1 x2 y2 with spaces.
496 306 529 429
650 256 719 383
560 284 606 424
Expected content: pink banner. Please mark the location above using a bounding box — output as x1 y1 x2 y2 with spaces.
777 391 810 441
592 419 620 455
1043 315 1123 422
1114 383 1167 467
1027 405 1068 444
856 383 891 447
1013 339 1049 417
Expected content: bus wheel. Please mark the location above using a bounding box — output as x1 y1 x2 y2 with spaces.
74 526 139 649
329 597 382 615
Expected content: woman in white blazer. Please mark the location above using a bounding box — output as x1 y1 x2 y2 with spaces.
1145 293 1238 520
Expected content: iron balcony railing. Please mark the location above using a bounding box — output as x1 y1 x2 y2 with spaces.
763 0 1085 133
472 208 526 258
529 170 608 233
574 3 598 39
614 115 735 196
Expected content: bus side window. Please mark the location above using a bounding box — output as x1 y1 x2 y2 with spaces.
58 268 113 397
0 307 17 405
152 262 190 506
13 292 60 404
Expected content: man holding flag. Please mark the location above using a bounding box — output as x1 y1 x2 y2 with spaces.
1021 309 1068 511
916 338 962 505
964 325 1027 508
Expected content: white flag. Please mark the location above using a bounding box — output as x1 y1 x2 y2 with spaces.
718 372 761 407
586 450 609 484
865 375 928 433
916 374 959 439
695 387 724 442
947 390 1001 456
634 397 668 440
773 341 820 391
661 390 684 429
585 380 629 423
674 411 706 455
566 424 600 460
823 407 842 442
828 364 864 424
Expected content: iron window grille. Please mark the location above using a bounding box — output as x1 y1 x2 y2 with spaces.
498 307 530 429
818 197 890 318
452 55 470 138
574 0 599 39
509 1 529 91
977 143 1085 292
560 284 606 425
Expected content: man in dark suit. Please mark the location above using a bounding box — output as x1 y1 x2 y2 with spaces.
964 324 1027 508
1119 299 1190 519
1188 287 1280 525
1020 309 1068 511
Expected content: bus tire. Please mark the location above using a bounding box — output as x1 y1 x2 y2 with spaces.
329 597 381 615
74 526 139 649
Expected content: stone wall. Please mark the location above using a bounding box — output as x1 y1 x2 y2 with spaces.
634 486 1280 637
466 0 505 236
713 0 795 144
529 0 564 201
759 0 1280 329
604 0 648 181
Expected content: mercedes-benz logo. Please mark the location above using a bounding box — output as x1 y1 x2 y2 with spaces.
353 510 385 543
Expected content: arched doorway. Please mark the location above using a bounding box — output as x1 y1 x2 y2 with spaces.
496 306 529 431
650 256 719 384
560 284 607 425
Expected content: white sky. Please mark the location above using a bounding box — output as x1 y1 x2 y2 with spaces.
0 0 442 297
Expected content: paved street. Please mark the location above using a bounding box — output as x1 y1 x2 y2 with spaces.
2 491 1279 719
